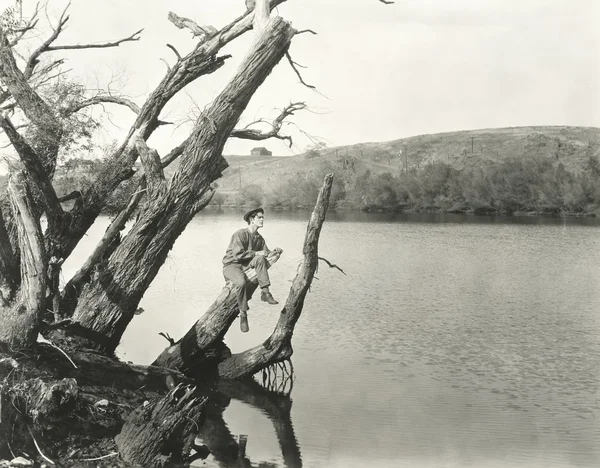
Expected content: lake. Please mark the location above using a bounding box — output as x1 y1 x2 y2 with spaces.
62 211 600 468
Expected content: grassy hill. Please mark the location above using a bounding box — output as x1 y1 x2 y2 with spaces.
2 126 599 216
217 126 600 192
211 126 600 215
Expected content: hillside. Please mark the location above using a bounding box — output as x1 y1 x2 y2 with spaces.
216 126 600 192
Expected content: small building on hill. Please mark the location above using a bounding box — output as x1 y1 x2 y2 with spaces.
250 147 272 157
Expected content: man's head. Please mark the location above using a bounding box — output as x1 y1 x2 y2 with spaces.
243 207 264 227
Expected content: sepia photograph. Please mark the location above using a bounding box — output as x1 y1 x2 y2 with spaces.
0 0 598 466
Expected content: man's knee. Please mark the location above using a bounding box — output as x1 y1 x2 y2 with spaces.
253 255 268 267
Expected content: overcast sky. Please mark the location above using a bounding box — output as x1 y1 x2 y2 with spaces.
4 0 600 158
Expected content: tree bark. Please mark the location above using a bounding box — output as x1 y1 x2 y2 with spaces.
50 17 295 355
0 172 47 349
115 384 206 467
0 207 18 301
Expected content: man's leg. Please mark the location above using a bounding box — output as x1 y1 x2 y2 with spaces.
249 256 278 305
223 264 249 311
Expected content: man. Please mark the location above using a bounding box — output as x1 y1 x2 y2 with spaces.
223 207 283 314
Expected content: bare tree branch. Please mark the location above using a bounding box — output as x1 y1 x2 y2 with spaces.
285 52 315 89
378 0 395 4
22 2 71 80
61 95 141 116
318 256 346 275
295 29 317 35
166 43 182 61
167 12 217 39
231 102 307 148
0 114 63 221
46 29 143 52
8 2 41 47
253 0 271 33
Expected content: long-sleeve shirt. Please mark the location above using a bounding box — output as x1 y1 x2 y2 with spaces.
222 228 270 266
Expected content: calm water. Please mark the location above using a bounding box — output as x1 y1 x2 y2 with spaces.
63 212 600 468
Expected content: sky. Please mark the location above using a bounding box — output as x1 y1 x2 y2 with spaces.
1 0 599 160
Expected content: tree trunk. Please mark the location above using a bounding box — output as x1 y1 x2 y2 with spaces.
154 174 334 379
0 206 18 301
152 253 280 375
50 17 295 355
115 384 206 467
0 172 47 349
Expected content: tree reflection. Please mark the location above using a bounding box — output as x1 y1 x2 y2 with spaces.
195 374 302 468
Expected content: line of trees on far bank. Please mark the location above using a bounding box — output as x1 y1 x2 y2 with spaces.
217 154 600 216
49 153 600 216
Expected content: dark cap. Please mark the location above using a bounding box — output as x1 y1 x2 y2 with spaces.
243 207 264 223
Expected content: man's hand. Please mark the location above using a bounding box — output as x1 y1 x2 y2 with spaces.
273 247 283 255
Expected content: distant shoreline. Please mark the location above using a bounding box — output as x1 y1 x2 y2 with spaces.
197 204 598 219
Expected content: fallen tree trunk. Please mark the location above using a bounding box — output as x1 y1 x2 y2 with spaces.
152 252 280 375
154 174 334 379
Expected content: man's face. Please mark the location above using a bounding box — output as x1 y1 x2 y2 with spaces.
251 212 264 228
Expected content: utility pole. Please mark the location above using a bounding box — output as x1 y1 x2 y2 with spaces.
238 163 242 189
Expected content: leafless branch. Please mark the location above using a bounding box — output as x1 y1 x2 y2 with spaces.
166 43 182 61
33 67 72 88
317 256 346 275
159 58 171 71
295 29 317 36
62 95 141 116
378 0 395 4
8 3 41 47
46 29 143 52
231 102 306 148
160 139 188 168
167 11 217 39
23 2 71 79
285 52 315 90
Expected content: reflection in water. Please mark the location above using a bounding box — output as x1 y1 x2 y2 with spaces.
196 376 301 468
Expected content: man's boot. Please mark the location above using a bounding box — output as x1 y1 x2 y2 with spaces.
261 291 279 305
